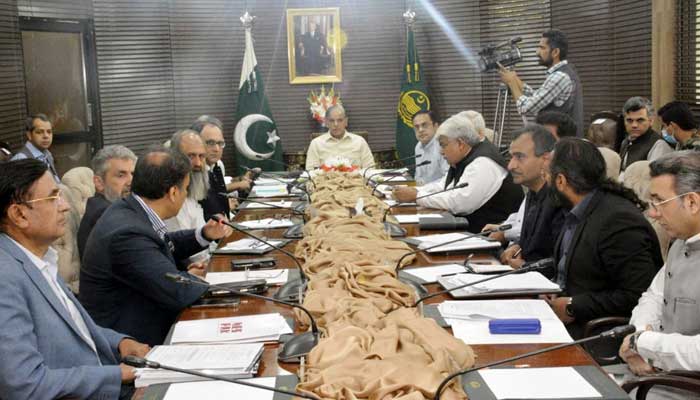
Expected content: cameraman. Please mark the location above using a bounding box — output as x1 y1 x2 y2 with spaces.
498 29 583 137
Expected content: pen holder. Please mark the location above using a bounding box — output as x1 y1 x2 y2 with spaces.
489 318 541 334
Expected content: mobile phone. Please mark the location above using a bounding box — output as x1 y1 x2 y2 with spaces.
231 257 277 270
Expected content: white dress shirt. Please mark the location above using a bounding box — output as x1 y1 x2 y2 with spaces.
10 238 99 359
630 233 700 371
416 157 507 215
414 136 449 185
502 197 525 243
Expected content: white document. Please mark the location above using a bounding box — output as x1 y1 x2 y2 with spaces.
237 218 295 229
384 199 417 207
240 200 293 209
145 343 263 370
469 264 513 274
479 367 601 399
170 313 293 345
442 272 560 295
205 270 289 286
402 264 469 283
254 177 294 185
250 185 288 197
393 213 444 224
409 232 501 253
441 300 573 344
163 377 277 400
216 238 288 253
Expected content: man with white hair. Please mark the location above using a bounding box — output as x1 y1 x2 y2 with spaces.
393 114 523 232
305 105 375 169
459 110 495 143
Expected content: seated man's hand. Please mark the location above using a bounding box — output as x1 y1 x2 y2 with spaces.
120 363 136 384
500 244 525 268
187 262 207 278
118 338 150 358
202 215 232 241
393 186 418 203
619 332 655 376
483 224 506 243
228 178 251 192
544 295 574 324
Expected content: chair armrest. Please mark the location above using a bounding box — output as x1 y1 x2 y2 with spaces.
583 316 630 338
621 372 700 400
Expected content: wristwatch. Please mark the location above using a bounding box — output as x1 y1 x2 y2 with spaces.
564 297 575 318
629 331 644 353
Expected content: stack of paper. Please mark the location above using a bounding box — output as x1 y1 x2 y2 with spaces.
477 367 601 399
215 238 288 253
163 377 278 400
135 343 264 387
205 270 289 286
236 218 295 229
401 264 470 284
439 299 573 344
408 232 501 252
439 271 560 296
239 200 293 209
254 177 294 186
393 213 444 224
384 199 416 207
250 185 288 197
170 313 293 345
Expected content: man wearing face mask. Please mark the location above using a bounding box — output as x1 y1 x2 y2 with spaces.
499 30 584 137
658 101 700 151
545 138 662 338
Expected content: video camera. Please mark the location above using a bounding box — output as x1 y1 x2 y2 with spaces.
478 37 523 73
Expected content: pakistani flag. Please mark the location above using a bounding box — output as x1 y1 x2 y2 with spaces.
233 24 284 174
395 24 431 163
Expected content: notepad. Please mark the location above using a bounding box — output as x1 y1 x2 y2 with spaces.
169 313 293 345
401 264 469 283
407 232 501 253
215 238 289 254
163 377 277 400
205 270 289 286
236 218 295 229
393 213 444 224
239 200 294 209
479 367 601 399
440 271 560 296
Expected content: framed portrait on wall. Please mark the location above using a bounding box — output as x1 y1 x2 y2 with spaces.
286 8 342 84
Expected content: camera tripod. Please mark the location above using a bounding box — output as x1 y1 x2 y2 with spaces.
492 83 528 149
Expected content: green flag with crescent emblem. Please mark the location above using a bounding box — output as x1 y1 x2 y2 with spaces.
395 25 431 163
233 26 284 175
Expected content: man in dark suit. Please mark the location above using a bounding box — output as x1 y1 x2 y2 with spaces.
0 159 149 399
546 138 663 338
77 145 137 259
80 147 231 346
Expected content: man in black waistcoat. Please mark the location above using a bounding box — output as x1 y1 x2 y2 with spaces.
499 30 584 137
495 124 565 268
393 113 523 233
619 97 674 172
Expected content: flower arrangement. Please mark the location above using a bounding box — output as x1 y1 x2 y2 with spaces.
319 156 358 173
308 85 342 127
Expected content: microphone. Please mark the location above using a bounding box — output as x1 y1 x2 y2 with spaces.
413 257 553 307
432 324 636 400
222 194 306 223
362 153 421 181
394 224 512 275
253 155 316 189
164 273 319 363
382 182 470 222
211 215 308 302
370 160 432 196
122 356 320 399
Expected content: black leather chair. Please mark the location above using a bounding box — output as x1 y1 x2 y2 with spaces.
622 370 700 399
582 316 630 365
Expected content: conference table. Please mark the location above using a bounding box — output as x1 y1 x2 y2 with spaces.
172 201 599 381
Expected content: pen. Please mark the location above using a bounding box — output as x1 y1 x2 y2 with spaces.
512 248 522 258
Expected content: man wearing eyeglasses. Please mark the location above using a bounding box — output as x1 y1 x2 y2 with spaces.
618 151 700 400
0 159 150 399
191 115 252 220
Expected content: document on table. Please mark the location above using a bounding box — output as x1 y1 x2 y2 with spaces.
239 200 294 209
163 377 277 400
254 177 294 185
440 299 573 344
205 270 289 286
384 199 416 207
402 264 470 284
478 367 601 399
407 232 501 252
169 313 293 345
250 185 288 197
215 238 288 254
135 343 263 387
393 213 444 224
439 271 560 296
236 218 295 229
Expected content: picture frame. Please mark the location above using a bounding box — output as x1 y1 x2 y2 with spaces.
286 7 343 84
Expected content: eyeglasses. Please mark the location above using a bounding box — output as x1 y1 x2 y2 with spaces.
650 192 694 211
21 191 64 207
205 140 226 149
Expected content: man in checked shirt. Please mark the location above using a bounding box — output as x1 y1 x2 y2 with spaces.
498 29 584 137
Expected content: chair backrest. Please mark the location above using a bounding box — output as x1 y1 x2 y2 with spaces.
311 130 368 141
54 166 95 293
598 147 621 182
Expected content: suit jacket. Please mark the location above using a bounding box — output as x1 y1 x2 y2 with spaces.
77 193 111 260
0 234 125 400
80 195 208 346
553 190 663 337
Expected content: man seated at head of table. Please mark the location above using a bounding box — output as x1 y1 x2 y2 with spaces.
305 104 376 170
392 112 523 233
0 159 150 400
80 147 230 346
618 151 700 400
543 138 663 338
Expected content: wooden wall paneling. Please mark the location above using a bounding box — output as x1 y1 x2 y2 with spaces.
0 0 25 148
93 0 176 155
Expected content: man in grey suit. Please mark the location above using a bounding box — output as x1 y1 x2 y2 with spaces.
0 158 149 400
